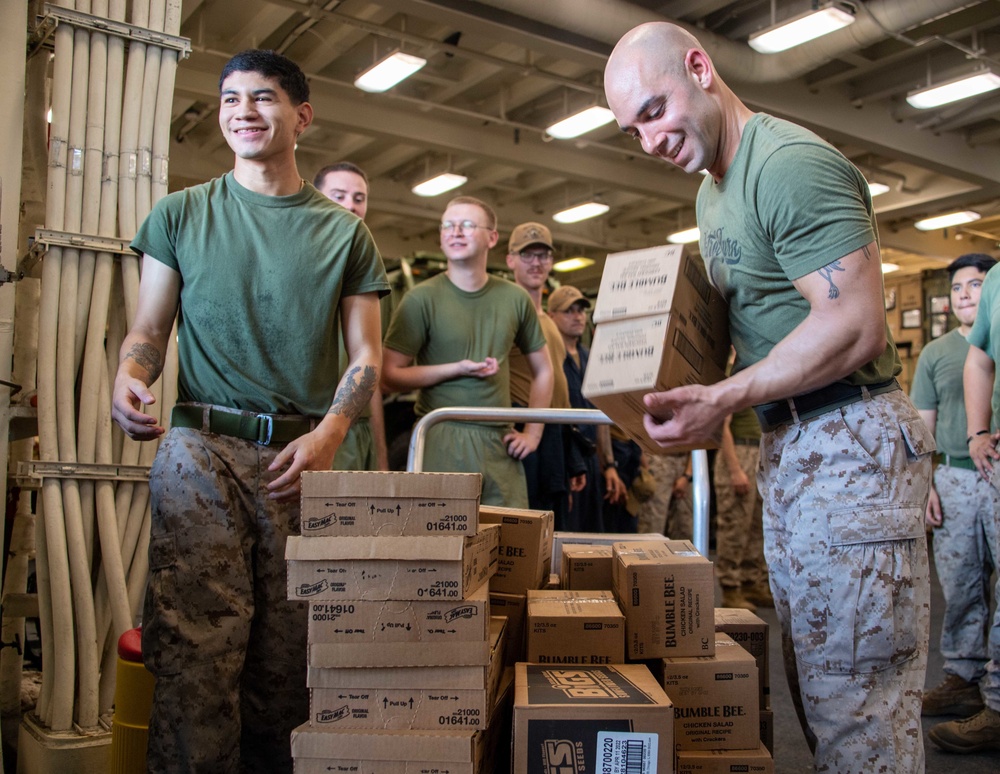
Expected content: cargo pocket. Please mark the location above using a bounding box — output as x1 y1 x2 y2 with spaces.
142 533 180 676
898 416 936 461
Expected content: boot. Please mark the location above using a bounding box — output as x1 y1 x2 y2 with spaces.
741 582 774 608
928 707 1000 753
922 674 985 717
721 586 756 612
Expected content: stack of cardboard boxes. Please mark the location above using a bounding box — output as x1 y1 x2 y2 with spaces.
284 471 509 773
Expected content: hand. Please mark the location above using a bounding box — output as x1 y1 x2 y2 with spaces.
503 426 541 460
603 467 626 504
111 375 164 441
969 431 1000 481
924 485 942 528
266 425 342 501
458 357 499 379
570 473 587 493
671 475 689 499
642 385 726 449
731 467 751 497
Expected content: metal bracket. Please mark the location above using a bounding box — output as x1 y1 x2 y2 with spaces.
17 460 152 487
20 228 134 277
0 635 22 655
31 5 192 59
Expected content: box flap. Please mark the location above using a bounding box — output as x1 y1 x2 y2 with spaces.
287 524 499 561
301 470 482 499
591 244 687 323
290 724 479 761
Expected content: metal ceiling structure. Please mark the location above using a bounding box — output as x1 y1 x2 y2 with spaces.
166 0 1000 290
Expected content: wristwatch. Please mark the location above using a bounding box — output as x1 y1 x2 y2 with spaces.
604 459 617 469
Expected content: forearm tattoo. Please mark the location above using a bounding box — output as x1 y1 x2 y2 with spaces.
125 342 163 382
818 260 846 300
329 365 377 421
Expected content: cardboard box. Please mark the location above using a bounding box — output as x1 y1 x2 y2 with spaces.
561 545 613 591
613 540 715 659
583 245 730 455
286 525 499 602
489 592 527 667
308 585 491 668
308 617 506 730
714 608 769 710
676 745 773 773
662 633 760 751
290 725 485 774
512 663 673 774
759 710 773 756
526 590 625 665
300 471 481 536
480 506 554 595
552 530 666 570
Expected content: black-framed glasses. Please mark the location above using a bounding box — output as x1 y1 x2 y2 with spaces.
517 249 554 265
440 220 492 234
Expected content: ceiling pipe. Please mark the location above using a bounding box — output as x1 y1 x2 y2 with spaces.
460 0 975 83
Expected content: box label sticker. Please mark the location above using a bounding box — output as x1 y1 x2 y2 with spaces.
595 731 657 774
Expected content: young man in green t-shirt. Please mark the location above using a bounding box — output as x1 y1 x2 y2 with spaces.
113 50 388 773
911 254 999 744
382 197 553 507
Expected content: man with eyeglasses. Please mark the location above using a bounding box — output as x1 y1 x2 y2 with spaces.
382 197 553 507
505 222 587 528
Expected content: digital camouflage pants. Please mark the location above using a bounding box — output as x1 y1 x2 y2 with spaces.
144 428 308 774
931 464 1000 710
636 452 692 539
759 390 933 773
714 442 767 590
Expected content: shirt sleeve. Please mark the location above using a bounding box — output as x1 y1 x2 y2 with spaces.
131 193 180 270
383 289 428 357
968 265 1000 358
909 348 938 411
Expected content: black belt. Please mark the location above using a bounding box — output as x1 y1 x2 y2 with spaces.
933 452 977 471
753 378 900 433
171 403 317 446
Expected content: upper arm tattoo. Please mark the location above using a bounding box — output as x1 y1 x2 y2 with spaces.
329 365 378 421
125 342 163 382
861 243 874 261
817 260 846 300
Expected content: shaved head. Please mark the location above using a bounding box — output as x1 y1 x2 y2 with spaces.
605 22 703 90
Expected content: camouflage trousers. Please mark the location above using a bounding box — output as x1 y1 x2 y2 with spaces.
422 421 528 508
931 464 1000 709
144 428 308 774
759 389 933 773
332 416 376 471
636 453 692 539
714 442 767 589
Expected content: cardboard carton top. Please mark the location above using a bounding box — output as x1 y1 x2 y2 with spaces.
613 538 708 566
561 545 613 560
714 607 767 627
290 724 479 761
286 524 500 562
301 470 482 499
662 633 757 666
515 662 671 708
479 505 554 525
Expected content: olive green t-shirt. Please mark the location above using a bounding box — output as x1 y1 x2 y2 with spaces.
968 264 1000 420
510 312 568 408
910 328 972 457
696 113 900 385
131 173 389 416
383 273 546 418
729 406 761 442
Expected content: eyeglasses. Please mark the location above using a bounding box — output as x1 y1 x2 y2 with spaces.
557 306 589 316
440 220 492 234
517 249 554 265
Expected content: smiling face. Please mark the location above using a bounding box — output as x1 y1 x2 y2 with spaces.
439 202 498 264
951 265 987 328
507 243 554 292
318 169 369 220
219 70 312 166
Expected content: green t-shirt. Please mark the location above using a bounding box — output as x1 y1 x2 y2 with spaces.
967 263 1000 420
383 273 547 418
131 173 389 416
729 406 761 442
910 328 972 457
696 114 900 384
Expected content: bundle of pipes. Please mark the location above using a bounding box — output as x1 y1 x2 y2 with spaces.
31 0 184 733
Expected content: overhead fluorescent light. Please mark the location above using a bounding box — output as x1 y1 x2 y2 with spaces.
553 257 595 273
748 3 855 54
914 211 981 231
546 106 616 139
667 226 701 244
867 182 891 197
411 172 467 197
553 202 609 224
881 262 900 274
354 51 427 93
906 68 1000 109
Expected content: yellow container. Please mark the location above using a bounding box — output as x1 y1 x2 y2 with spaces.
109 628 155 774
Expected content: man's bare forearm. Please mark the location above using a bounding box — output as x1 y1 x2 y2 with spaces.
330 364 378 422
120 339 165 385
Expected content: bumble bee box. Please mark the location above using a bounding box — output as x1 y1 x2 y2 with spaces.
613 540 715 659
479 506 554 595
561 544 614 591
714 607 769 710
286 525 498 602
512 662 673 774
662 633 759 751
526 589 625 666
675 744 773 774
307 584 490 668
300 471 480 536
490 592 527 667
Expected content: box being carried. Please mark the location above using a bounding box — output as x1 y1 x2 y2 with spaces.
512 663 673 774
286 525 499 602
300 471 481 536
582 245 730 454
479 506 554 595
613 539 714 659
525 590 624 665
